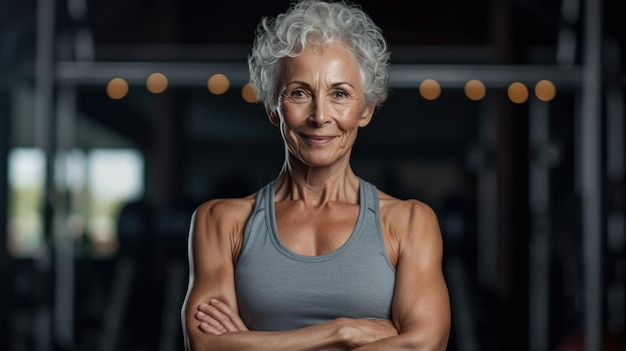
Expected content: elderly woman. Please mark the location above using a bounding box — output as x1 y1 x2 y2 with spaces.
181 0 450 350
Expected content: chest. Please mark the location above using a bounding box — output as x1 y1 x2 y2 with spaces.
235 200 396 331
274 201 360 256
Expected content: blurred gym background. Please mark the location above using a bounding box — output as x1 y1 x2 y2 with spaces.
1 0 625 350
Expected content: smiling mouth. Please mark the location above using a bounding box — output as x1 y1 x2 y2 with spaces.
303 135 335 145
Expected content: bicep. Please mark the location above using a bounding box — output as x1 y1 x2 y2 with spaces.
182 204 240 347
390 203 451 349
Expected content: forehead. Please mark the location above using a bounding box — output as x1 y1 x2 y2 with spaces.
281 42 361 83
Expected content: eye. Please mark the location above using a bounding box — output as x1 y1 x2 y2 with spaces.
332 90 350 99
292 89 307 97
285 88 310 102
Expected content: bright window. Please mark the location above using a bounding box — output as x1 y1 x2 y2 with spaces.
6 148 145 257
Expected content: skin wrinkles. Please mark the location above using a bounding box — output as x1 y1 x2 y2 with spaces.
272 42 375 174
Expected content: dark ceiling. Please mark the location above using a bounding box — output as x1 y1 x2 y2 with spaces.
3 0 624 67
81 0 545 63
81 0 619 63
86 1 494 45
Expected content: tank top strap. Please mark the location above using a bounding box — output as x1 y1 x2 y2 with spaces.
359 178 379 213
240 180 273 249
254 179 275 212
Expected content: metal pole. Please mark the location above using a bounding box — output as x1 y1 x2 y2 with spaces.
528 98 551 351
54 85 76 349
34 0 56 350
581 0 603 349
50 61 584 88
0 0 11 264
0 11 10 344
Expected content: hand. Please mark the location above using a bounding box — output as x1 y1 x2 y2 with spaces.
195 299 249 335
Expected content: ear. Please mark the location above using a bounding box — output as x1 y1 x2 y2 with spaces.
268 109 280 126
358 103 376 128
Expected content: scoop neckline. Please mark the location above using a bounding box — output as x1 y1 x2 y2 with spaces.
265 178 367 262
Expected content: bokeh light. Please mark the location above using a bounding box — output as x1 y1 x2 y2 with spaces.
107 78 129 99
208 74 230 95
242 83 258 103
535 80 556 101
464 79 486 101
146 72 168 94
419 79 441 100
508 82 529 104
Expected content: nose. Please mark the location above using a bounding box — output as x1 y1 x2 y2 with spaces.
308 97 331 127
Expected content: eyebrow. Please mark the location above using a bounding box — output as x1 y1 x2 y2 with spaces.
285 81 356 90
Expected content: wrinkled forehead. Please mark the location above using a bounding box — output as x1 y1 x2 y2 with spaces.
279 41 362 82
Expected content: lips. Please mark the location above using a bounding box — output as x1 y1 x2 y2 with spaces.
302 134 335 145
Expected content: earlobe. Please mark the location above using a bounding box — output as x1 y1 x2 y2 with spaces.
268 110 280 126
358 103 376 127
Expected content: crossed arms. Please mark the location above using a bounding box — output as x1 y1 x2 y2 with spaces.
181 197 450 351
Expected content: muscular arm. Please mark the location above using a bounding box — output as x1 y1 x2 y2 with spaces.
181 199 397 351
351 199 450 351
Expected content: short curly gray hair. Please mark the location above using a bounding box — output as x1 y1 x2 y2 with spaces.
248 0 390 114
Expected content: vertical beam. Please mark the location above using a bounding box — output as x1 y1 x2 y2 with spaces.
0 0 10 258
0 15 10 346
34 0 56 350
0 0 11 270
528 99 551 351
54 85 76 350
556 0 581 66
580 0 603 350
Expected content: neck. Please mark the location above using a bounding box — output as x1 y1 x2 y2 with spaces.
274 158 360 206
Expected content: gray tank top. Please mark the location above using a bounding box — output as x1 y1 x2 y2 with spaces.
234 178 396 331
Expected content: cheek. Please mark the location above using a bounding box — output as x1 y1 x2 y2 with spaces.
280 104 307 124
337 107 366 128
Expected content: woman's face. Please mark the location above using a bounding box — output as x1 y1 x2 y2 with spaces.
274 41 375 169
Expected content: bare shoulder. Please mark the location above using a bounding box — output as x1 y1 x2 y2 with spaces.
194 194 257 225
190 194 257 255
377 189 442 252
378 190 439 229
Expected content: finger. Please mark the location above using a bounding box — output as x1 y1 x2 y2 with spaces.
209 299 249 331
203 301 239 332
208 299 234 314
197 302 212 314
195 310 211 324
196 311 228 335
199 321 225 335
197 304 236 333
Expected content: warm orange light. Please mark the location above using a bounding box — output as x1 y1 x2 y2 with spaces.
464 80 486 101
508 82 529 104
535 80 556 101
419 79 441 100
146 72 168 94
242 83 258 103
208 74 230 95
107 78 128 99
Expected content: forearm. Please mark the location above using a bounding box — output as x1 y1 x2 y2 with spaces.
348 322 448 351
189 299 399 350
186 319 351 351
350 334 447 351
